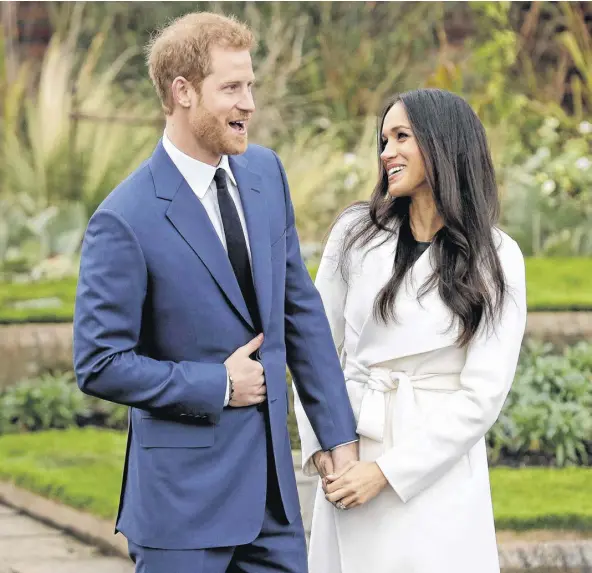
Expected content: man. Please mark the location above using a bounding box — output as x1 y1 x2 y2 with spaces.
73 12 358 573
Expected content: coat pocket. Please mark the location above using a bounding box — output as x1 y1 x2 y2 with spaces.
139 416 214 448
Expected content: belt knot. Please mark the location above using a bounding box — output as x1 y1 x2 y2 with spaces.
344 360 460 443
365 367 399 393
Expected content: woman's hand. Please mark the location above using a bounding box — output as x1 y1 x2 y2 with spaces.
324 461 388 510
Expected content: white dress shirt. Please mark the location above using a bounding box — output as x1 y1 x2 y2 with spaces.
163 134 356 451
162 132 252 406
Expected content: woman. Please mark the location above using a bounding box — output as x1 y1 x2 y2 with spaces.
293 88 527 573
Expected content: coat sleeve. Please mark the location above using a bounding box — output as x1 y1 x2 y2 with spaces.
73 208 227 419
376 235 527 502
292 211 354 475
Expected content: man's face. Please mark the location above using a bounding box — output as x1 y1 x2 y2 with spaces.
189 46 255 159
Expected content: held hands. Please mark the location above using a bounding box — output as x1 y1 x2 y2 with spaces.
324 461 388 510
331 441 358 475
313 442 359 501
224 334 266 407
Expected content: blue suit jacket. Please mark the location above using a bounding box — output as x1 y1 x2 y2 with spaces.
73 141 357 549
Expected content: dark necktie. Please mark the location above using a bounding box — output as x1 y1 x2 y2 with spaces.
214 168 261 332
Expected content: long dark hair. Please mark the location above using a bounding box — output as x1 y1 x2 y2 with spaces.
337 88 506 346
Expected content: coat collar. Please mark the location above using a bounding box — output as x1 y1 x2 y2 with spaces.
148 141 272 334
353 231 460 365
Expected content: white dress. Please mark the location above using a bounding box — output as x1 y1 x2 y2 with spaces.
294 212 527 573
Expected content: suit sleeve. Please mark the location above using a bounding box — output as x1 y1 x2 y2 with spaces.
73 208 227 418
376 237 527 502
292 212 355 475
270 151 357 472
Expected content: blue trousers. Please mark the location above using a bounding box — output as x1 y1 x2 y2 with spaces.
128 507 307 573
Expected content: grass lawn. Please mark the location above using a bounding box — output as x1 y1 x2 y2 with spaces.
1 258 592 322
524 258 592 311
0 428 126 519
309 257 592 311
491 467 592 530
0 278 78 323
0 428 591 530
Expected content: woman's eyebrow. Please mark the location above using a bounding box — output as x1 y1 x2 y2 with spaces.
382 125 411 137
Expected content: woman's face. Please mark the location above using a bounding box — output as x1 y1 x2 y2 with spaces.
380 101 430 199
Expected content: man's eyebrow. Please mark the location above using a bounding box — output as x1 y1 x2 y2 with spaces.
220 79 256 87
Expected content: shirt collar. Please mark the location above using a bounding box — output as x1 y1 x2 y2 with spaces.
162 131 237 199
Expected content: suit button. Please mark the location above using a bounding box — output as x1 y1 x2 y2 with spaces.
255 349 262 361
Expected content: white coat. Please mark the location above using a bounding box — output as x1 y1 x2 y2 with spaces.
294 211 527 573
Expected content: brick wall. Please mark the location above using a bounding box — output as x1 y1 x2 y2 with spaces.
0 323 73 390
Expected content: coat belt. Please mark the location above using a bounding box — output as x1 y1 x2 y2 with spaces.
344 360 461 442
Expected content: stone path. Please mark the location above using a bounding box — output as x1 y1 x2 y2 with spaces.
0 504 131 573
2 486 592 572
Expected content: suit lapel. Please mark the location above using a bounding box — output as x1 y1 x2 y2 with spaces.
229 156 272 335
150 141 254 330
166 181 257 330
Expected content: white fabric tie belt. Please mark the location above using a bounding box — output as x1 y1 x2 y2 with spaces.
344 360 461 442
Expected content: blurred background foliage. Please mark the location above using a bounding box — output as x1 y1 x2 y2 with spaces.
0 1 591 280
0 1 591 489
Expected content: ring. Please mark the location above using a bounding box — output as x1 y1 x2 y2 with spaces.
335 501 346 510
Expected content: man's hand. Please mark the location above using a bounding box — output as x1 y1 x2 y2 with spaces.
325 461 388 510
225 334 266 407
331 441 358 475
313 451 334 478
312 451 334 494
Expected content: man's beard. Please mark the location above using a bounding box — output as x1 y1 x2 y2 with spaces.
190 106 248 157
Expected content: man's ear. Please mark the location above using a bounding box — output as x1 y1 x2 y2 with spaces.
171 76 193 109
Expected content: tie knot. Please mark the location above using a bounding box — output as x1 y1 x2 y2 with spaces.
214 168 227 189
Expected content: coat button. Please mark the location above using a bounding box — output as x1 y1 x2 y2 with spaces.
255 349 262 361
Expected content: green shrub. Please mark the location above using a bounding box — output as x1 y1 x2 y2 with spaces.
489 340 592 466
564 340 592 373
0 372 86 433
0 371 128 434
